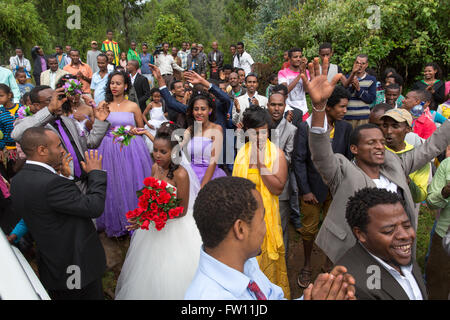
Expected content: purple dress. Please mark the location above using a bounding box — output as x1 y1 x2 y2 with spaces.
96 112 153 237
187 136 226 183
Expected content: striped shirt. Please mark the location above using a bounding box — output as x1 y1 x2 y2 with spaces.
101 40 121 66
0 105 17 149
344 73 377 120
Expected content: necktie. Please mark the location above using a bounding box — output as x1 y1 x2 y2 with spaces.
247 280 267 300
54 119 82 177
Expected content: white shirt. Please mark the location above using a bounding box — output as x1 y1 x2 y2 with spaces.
372 174 398 193
49 70 57 90
9 55 32 73
155 52 184 75
367 250 423 300
26 160 57 174
232 91 268 125
26 160 74 180
130 72 137 86
234 51 254 75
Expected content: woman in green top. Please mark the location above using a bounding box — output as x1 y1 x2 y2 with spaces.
412 62 446 110
127 41 142 68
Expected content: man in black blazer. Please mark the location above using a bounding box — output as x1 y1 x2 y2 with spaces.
127 59 151 112
11 127 107 300
292 85 353 288
207 41 224 71
336 187 428 300
31 46 49 86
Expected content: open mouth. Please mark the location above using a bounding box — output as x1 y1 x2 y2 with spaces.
392 243 412 258
374 151 384 159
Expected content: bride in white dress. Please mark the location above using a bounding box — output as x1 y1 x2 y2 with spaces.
115 122 202 300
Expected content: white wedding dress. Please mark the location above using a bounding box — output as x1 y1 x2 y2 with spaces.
115 155 202 300
143 107 168 154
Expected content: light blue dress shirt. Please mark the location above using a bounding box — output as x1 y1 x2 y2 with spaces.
91 71 110 105
185 246 286 300
0 66 21 103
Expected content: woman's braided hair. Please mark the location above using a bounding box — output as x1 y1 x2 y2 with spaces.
155 121 182 180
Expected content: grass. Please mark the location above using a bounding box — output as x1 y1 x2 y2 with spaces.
416 204 436 270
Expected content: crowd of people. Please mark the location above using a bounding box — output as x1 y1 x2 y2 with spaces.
0 28 449 300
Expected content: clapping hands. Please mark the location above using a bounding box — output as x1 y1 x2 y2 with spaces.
303 265 356 300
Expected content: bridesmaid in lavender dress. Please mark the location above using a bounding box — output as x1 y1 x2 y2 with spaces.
96 71 153 237
183 93 226 187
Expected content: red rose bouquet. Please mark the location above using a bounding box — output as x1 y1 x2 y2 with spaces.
126 177 184 231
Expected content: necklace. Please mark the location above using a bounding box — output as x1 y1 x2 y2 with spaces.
158 165 169 176
115 98 126 109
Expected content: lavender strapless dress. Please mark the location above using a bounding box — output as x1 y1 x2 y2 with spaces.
187 136 226 183
96 112 153 237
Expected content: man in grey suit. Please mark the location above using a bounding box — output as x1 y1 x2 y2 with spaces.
337 188 427 300
301 57 450 264
12 86 110 191
267 92 297 257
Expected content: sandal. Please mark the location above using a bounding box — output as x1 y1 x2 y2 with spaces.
297 267 312 288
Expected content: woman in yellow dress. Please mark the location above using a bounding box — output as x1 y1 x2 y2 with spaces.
232 106 290 298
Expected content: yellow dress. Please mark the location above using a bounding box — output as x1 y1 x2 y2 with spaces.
233 141 290 299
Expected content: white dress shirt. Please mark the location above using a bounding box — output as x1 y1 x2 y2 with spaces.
233 51 254 75
26 160 74 180
232 91 268 125
367 250 423 300
155 52 184 75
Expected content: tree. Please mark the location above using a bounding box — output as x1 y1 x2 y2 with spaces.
259 0 449 85
0 0 51 63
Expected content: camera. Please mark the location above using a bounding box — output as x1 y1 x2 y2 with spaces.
153 44 163 56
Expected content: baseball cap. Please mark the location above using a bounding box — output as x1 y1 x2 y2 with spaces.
91 40 98 45
380 108 413 127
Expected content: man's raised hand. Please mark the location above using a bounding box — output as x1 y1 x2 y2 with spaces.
80 150 103 173
300 57 342 107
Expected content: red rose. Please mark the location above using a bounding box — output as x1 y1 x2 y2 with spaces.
126 210 136 219
143 177 154 187
150 202 158 211
159 180 167 189
141 219 150 230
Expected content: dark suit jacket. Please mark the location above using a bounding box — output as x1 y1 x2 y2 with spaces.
10 164 107 290
31 47 48 77
293 120 352 203
336 242 428 300
133 73 151 112
207 50 224 69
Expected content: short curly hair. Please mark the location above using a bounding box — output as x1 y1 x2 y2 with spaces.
346 187 406 235
193 177 258 248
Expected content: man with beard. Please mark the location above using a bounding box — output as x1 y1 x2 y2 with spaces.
337 187 427 300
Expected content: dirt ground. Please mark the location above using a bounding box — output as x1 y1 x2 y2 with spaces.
99 222 327 300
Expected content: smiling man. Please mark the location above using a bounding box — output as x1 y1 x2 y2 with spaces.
305 56 450 264
380 108 430 204
337 187 427 300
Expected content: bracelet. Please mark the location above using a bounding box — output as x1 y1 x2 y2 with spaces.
312 103 327 112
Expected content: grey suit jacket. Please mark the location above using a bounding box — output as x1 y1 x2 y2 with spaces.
309 120 450 263
336 242 428 300
273 118 297 200
12 107 110 176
